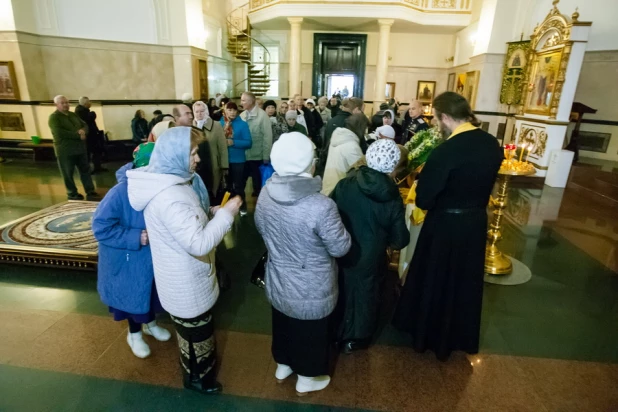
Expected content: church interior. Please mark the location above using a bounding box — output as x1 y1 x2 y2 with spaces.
0 0 617 410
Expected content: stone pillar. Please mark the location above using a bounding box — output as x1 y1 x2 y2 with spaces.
374 19 394 112
288 17 303 97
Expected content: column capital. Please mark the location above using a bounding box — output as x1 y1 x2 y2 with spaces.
377 19 395 27
288 17 304 25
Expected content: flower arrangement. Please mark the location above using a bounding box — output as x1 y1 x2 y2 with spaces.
404 127 443 171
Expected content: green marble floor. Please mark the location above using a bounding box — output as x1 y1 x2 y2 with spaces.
0 158 617 411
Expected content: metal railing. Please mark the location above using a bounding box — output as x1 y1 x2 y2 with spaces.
226 2 271 78
249 0 473 12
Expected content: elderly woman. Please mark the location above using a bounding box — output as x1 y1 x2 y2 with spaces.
148 120 174 142
255 132 351 396
285 110 307 136
93 143 171 360
288 99 307 130
193 100 228 196
127 127 242 395
321 113 367 196
317 97 331 138
131 110 149 143
264 100 288 143
330 139 410 354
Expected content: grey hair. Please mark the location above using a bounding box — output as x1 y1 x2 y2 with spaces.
192 100 207 111
53 95 67 104
318 96 328 105
78 96 89 105
242 91 256 103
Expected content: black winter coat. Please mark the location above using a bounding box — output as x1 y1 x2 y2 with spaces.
331 166 410 341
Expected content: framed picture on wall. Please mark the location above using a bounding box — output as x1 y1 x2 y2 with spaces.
385 82 396 100
0 112 25 131
447 73 456 92
416 81 436 103
455 72 467 95
0 61 20 100
194 59 208 100
464 70 480 109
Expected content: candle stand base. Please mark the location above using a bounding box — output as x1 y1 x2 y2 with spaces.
485 257 532 285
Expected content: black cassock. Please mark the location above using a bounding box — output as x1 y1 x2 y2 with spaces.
393 127 503 360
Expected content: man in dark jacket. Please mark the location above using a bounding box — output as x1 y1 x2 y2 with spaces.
317 97 365 176
50 95 99 200
302 98 324 144
148 110 163 131
330 138 410 354
75 96 106 174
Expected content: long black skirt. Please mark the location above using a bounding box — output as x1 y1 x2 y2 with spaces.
271 307 330 377
392 208 487 360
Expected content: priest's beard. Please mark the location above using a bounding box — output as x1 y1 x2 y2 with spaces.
437 118 452 139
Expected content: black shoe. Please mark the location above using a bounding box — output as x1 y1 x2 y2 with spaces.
183 378 223 395
68 193 85 200
341 339 369 355
86 192 101 201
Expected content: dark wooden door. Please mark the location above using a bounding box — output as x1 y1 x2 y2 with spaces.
322 44 358 74
312 34 367 98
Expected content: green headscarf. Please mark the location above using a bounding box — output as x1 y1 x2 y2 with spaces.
133 142 155 168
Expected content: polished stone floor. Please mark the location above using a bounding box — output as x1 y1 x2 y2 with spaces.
0 158 617 411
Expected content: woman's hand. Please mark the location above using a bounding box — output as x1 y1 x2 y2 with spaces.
210 206 221 215
222 196 242 217
140 230 149 246
227 139 234 147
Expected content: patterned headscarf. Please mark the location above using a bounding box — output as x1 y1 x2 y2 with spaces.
132 142 155 168
366 138 401 174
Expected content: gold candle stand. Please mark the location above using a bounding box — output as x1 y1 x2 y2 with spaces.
485 167 535 275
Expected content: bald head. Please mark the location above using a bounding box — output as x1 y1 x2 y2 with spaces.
174 104 194 126
409 100 423 119
54 95 70 113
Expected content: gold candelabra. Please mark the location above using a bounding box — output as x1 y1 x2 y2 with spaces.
485 145 536 275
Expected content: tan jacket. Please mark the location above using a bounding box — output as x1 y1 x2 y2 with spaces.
194 118 229 193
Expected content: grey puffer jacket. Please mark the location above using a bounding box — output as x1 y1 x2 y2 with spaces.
255 174 352 320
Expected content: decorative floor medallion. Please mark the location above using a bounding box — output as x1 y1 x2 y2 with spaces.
0 201 98 270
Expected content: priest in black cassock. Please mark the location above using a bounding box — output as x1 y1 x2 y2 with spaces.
392 91 503 361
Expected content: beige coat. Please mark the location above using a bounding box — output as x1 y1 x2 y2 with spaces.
194 118 229 194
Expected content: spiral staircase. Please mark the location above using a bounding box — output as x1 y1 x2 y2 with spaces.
226 5 271 97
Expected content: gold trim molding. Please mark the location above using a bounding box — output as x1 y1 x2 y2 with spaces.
515 116 569 126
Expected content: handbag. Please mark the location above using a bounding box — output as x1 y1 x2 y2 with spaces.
215 174 228 205
259 163 275 188
215 250 231 291
250 251 267 289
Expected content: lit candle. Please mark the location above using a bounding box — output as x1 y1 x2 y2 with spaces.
525 145 531 163
518 144 526 163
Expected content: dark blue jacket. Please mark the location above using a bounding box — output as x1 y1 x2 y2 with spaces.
220 116 252 164
92 163 154 314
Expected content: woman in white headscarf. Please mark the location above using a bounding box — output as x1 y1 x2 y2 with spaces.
255 132 351 396
330 138 410 354
148 120 174 142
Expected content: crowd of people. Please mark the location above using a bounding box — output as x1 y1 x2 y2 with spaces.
52 89 503 398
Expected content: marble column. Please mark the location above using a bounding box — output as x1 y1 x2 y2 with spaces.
374 19 394 112
288 17 303 97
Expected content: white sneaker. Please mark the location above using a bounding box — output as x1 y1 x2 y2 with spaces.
296 375 331 396
143 321 172 342
127 331 151 359
275 364 293 383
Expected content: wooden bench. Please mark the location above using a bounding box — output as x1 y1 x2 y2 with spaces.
17 142 56 161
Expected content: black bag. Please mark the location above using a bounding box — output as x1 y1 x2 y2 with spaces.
215 174 228 205
250 252 267 289
215 251 231 291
